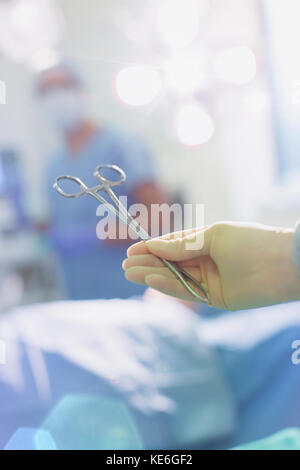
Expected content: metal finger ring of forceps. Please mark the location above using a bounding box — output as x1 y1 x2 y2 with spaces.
53 164 210 303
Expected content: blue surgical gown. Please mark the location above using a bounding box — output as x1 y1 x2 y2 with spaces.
47 126 155 300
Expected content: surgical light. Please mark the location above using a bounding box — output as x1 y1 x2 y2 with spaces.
115 66 162 106
165 56 206 94
10 0 40 35
215 47 257 85
0 0 62 63
157 0 201 49
176 103 214 146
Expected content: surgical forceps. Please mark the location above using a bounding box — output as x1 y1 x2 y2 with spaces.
53 164 210 303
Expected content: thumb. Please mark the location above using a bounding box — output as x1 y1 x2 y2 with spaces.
145 226 213 262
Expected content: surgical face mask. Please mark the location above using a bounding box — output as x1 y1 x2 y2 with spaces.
41 88 86 132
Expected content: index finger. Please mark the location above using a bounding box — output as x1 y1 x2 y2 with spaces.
127 228 200 257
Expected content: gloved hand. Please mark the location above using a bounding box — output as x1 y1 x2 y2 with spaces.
122 222 300 310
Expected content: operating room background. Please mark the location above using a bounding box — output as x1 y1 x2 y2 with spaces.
0 0 299 308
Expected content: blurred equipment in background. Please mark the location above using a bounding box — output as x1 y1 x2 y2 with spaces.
0 150 63 311
0 233 63 312
0 148 27 229
0 0 65 309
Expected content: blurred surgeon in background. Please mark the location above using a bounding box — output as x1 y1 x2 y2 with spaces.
35 62 167 300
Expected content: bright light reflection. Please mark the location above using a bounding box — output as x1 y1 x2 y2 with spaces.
0 0 62 63
158 0 201 49
115 66 162 106
165 56 206 93
10 0 40 35
215 47 257 85
176 103 214 146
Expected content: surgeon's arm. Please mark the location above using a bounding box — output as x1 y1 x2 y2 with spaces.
123 222 300 311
